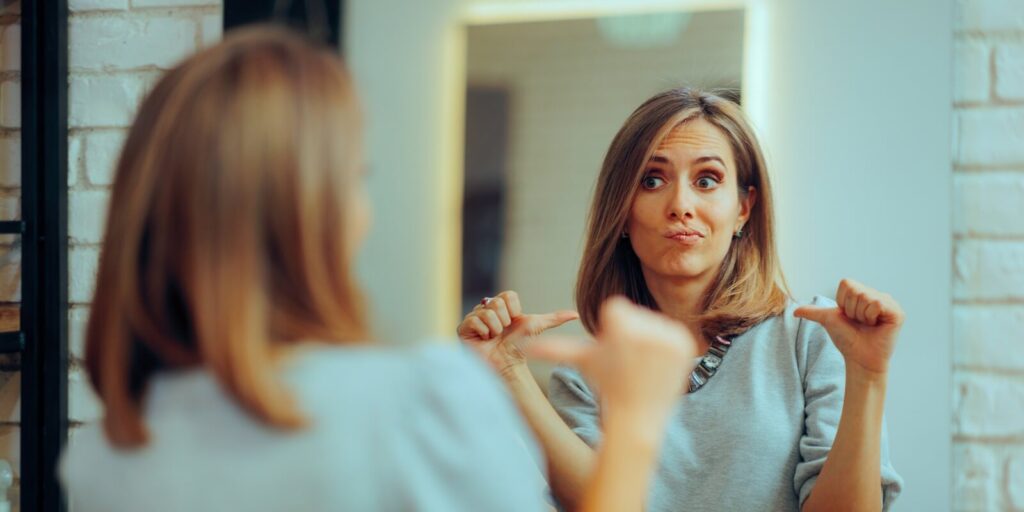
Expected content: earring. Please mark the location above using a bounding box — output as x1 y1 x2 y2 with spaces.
733 227 744 239
621 231 629 239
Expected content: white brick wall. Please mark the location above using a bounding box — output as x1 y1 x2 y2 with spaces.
69 72 162 127
65 5 222 441
995 43 1024 100
957 0 1024 33
0 14 22 507
1 25 19 72
0 138 19 188
70 0 128 12
82 131 125 186
956 40 990 104
69 16 197 70
0 3 226 509
0 82 19 128
953 173 1024 236
953 0 1024 509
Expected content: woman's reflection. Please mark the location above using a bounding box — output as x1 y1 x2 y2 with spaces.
459 88 905 512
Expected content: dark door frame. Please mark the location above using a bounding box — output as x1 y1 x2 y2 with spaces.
14 1 70 511
223 0 344 52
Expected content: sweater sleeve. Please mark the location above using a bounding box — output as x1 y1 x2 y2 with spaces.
547 365 603 448
793 296 904 510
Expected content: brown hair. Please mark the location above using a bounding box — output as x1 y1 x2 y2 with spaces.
85 26 369 448
575 87 789 339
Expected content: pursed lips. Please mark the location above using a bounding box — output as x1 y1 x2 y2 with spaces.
665 227 704 245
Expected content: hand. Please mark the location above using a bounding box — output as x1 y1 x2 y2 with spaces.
793 279 905 378
525 297 698 434
457 290 579 375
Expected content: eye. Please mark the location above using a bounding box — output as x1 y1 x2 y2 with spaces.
641 173 666 190
695 175 720 190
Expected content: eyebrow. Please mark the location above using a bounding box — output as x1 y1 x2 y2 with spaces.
648 155 726 166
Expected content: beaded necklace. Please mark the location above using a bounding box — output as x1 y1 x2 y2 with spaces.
687 335 733 393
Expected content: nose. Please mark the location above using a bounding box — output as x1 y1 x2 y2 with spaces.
666 182 696 221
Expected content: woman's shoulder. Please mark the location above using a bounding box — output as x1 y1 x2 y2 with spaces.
291 338 486 377
290 337 493 385
293 340 543 486
732 296 840 368
290 339 506 411
740 295 837 340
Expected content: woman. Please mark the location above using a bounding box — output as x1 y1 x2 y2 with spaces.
59 27 700 512
459 88 904 511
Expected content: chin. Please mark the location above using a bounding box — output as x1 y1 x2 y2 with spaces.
656 261 707 280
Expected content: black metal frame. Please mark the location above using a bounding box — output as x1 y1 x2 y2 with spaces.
17 1 70 511
223 0 344 52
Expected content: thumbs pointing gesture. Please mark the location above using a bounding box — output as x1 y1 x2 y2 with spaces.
794 279 905 376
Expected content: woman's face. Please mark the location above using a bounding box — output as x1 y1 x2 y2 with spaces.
625 118 755 288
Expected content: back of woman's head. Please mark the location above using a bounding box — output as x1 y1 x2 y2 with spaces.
85 26 369 447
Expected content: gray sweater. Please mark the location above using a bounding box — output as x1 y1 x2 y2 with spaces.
549 296 903 512
61 343 550 512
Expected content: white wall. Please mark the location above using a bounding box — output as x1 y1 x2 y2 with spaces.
346 0 465 344
746 1 952 510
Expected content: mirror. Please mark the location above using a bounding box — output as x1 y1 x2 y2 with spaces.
461 9 745 386
347 1 954 508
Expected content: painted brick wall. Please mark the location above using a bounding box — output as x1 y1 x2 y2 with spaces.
952 0 1024 510
0 1 220 510
0 4 23 509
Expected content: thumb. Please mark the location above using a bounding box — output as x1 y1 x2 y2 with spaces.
793 305 843 328
529 310 580 332
523 335 592 365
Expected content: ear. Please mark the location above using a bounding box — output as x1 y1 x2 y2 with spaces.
737 186 757 227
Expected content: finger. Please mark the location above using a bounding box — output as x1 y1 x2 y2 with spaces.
487 297 512 327
460 316 491 340
499 290 523 318
479 309 504 337
523 336 592 365
855 293 870 324
864 300 882 327
876 294 905 325
843 291 860 321
793 305 842 328
836 280 849 315
841 277 863 293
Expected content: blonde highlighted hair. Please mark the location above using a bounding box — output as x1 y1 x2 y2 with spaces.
576 88 789 339
85 26 369 448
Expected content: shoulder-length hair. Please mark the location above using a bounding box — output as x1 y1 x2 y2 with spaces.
85 26 369 448
576 87 789 339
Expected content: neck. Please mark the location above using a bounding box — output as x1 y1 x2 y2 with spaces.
641 268 714 352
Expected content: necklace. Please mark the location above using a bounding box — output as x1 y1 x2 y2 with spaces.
687 335 732 393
